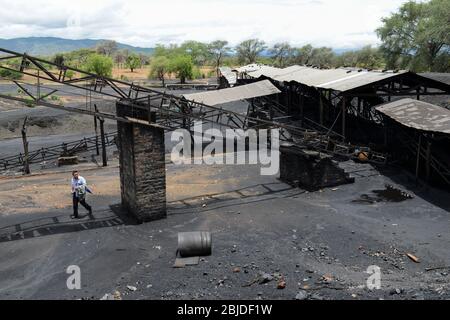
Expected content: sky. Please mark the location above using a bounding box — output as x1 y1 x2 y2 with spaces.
0 0 411 49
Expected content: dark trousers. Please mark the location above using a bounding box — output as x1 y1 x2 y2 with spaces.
72 193 92 217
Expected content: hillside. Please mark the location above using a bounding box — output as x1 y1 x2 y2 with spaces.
0 37 154 56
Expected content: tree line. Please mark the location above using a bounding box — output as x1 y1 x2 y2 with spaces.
1 0 447 84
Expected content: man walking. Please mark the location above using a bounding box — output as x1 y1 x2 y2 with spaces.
71 170 93 219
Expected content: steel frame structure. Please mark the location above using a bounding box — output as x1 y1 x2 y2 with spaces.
0 48 388 164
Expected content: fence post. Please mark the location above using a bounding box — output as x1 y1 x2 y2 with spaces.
100 118 107 167
94 104 100 156
21 116 30 174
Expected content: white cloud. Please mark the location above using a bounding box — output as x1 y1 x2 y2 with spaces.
0 0 410 48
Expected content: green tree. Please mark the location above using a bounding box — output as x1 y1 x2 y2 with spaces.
53 54 65 67
309 47 336 68
336 50 359 67
114 49 127 68
169 55 194 84
0 69 23 80
153 44 182 59
149 56 170 86
355 45 384 69
335 46 384 69
64 49 96 69
376 0 450 72
180 40 211 66
270 42 293 67
235 39 267 64
96 40 118 57
125 53 141 72
208 40 230 79
84 54 113 77
291 44 314 65
65 70 75 80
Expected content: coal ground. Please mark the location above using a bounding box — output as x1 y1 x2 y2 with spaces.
0 85 449 300
0 155 449 300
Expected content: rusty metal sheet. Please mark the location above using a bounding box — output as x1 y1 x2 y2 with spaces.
183 80 280 106
375 98 450 134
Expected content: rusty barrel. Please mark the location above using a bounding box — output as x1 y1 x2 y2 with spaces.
177 231 212 257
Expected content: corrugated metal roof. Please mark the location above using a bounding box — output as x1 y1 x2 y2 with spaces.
247 65 283 78
375 98 450 134
419 73 450 85
317 70 407 91
182 80 281 106
241 64 407 92
219 66 237 85
235 64 261 73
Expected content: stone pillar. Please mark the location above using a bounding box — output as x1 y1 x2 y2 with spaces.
116 101 166 222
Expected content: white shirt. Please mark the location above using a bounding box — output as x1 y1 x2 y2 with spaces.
71 176 87 194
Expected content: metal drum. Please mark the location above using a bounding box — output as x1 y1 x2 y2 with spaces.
177 231 212 257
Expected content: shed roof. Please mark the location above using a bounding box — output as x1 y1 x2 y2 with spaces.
375 98 450 134
182 80 280 106
219 66 237 85
241 64 408 92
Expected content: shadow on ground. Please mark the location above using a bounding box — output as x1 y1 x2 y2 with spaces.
378 165 450 212
0 204 138 243
0 182 300 243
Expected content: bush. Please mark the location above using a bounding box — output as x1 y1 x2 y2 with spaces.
65 70 75 80
0 68 23 80
192 66 202 79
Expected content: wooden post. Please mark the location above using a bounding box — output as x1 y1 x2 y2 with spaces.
341 96 346 138
415 134 422 180
287 85 291 115
416 87 420 101
426 139 432 181
299 86 304 127
148 96 152 123
388 82 391 102
94 104 99 156
319 90 324 125
37 70 40 101
99 118 107 167
21 116 30 174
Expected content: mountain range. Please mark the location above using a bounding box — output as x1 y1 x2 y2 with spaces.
0 37 154 56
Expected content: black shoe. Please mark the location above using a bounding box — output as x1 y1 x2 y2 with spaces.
70 214 79 219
